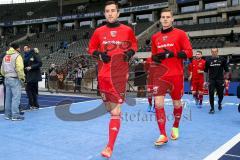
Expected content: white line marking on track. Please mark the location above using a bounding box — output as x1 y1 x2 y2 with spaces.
204 133 240 160
224 154 240 158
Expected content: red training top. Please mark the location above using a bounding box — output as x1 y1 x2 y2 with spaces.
88 23 138 78
151 27 193 77
189 59 206 81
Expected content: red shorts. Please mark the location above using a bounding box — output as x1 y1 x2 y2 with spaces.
98 76 127 104
191 79 204 92
151 75 184 100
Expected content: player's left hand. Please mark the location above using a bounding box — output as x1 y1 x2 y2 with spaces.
123 49 135 62
177 51 187 59
197 70 203 74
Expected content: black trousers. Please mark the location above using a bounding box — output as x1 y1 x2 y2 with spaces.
26 82 39 107
208 79 224 110
74 78 82 92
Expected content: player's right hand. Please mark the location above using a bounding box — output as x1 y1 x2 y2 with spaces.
151 54 161 63
93 51 111 63
99 52 111 63
152 48 174 63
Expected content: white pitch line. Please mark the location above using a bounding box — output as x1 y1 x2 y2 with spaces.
224 154 240 158
204 133 240 160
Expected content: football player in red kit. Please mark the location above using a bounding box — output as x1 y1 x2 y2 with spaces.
149 8 193 146
188 51 205 107
88 1 137 158
144 57 155 112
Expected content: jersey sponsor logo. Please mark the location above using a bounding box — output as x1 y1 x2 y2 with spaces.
110 31 117 37
4 55 11 63
103 40 122 45
162 35 168 41
157 43 174 49
103 40 132 51
210 62 221 67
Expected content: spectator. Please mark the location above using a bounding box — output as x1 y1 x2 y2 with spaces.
50 45 54 53
57 68 64 90
68 52 72 59
72 34 77 42
0 50 6 112
0 50 6 85
48 64 58 93
23 46 42 110
74 64 84 93
229 16 237 27
26 36 30 41
63 41 68 49
1 43 25 121
229 30 235 42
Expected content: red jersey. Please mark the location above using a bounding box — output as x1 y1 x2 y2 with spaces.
88 23 138 78
189 59 205 81
151 28 193 77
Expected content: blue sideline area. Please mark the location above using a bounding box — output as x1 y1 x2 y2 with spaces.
0 94 239 160
20 94 96 108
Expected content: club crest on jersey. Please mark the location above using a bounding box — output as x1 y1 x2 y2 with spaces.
162 36 168 41
110 31 117 37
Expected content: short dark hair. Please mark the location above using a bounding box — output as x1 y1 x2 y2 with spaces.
211 48 218 52
105 1 119 11
24 44 31 48
10 43 20 50
196 50 202 54
161 8 173 16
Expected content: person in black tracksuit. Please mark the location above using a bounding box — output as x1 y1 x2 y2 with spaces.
24 46 42 110
204 48 229 114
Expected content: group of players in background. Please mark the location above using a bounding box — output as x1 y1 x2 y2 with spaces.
88 1 229 158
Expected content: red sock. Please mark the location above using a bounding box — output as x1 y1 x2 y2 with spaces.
199 94 203 103
155 107 166 136
193 93 198 100
173 106 183 128
108 117 121 150
225 90 229 96
148 97 152 106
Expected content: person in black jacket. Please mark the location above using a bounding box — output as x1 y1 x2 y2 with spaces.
204 48 229 114
0 51 5 85
0 50 6 111
23 45 42 110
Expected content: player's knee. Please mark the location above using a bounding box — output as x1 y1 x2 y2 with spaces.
110 112 121 118
155 103 164 109
110 107 121 116
173 100 181 107
154 96 164 105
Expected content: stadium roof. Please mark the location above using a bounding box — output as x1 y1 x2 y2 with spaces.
0 0 50 4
